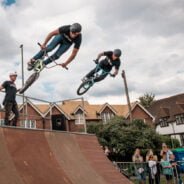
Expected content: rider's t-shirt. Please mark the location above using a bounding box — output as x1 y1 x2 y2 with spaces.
2 81 17 104
58 25 82 49
100 51 121 71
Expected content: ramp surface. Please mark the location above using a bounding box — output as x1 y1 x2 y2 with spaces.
0 127 131 184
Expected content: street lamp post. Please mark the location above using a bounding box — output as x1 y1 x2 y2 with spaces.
20 45 25 124
121 70 133 122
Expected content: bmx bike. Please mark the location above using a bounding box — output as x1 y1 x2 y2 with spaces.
19 43 68 94
77 61 114 95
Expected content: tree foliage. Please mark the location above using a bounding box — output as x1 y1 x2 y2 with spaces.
87 116 180 161
139 93 155 108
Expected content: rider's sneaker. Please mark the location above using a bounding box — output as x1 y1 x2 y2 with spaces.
27 59 36 71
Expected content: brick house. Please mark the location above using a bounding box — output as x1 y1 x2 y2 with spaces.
0 107 5 126
148 93 184 145
0 100 154 132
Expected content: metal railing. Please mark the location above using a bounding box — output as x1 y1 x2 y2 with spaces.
0 91 86 132
115 161 184 184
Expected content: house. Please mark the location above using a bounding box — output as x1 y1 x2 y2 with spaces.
0 99 154 132
148 93 184 146
0 107 5 125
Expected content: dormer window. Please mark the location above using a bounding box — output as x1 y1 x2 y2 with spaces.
101 112 115 124
175 114 184 125
159 117 169 127
75 109 85 124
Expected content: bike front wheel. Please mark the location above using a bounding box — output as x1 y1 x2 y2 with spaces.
77 80 93 95
19 72 40 94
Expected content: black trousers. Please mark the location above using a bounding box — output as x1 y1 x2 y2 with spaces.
86 61 110 82
4 102 19 126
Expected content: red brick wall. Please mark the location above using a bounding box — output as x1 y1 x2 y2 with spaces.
68 120 85 132
18 104 44 128
102 107 115 114
0 111 5 120
131 105 153 126
52 107 61 115
44 113 52 130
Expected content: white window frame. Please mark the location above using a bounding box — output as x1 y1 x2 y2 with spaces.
0 119 5 126
20 120 36 129
75 110 85 125
159 117 169 127
175 114 184 125
101 112 115 124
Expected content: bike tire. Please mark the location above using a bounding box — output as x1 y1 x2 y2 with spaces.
19 72 40 94
77 80 93 95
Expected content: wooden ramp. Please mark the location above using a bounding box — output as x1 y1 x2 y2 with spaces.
0 127 132 184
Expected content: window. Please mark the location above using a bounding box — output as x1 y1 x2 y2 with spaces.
159 117 169 127
180 134 184 146
175 114 184 125
20 120 36 129
75 109 85 124
101 112 114 124
0 119 5 126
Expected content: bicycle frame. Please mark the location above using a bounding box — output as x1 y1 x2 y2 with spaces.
35 42 68 70
19 43 68 94
89 62 111 86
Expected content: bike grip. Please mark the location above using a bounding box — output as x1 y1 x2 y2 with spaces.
93 59 99 64
37 42 42 47
110 74 115 77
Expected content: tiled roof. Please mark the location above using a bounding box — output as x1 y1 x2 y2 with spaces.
148 93 184 124
35 104 50 114
18 100 152 121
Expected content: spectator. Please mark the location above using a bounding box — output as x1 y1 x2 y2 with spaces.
160 143 173 162
146 149 158 162
170 154 183 184
160 152 173 184
104 146 110 156
132 148 146 184
0 72 19 126
146 150 160 184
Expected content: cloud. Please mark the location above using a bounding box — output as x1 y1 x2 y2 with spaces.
0 0 184 105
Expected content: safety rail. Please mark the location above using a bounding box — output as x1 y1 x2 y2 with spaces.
115 161 184 184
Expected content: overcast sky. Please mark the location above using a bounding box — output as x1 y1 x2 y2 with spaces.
0 0 184 105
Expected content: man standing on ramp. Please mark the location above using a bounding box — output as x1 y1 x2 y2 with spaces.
0 72 19 126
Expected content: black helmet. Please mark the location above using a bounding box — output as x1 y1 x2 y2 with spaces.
70 23 82 33
113 49 122 57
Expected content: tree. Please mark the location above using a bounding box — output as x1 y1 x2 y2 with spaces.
87 116 180 161
139 93 155 108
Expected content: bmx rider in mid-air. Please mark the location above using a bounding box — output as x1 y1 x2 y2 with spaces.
83 49 122 82
27 23 82 71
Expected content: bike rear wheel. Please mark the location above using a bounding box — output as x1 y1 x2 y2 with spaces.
19 72 40 94
77 79 93 95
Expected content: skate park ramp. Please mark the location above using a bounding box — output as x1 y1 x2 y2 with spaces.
0 127 132 184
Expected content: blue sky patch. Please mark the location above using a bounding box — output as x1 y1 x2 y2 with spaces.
2 0 16 6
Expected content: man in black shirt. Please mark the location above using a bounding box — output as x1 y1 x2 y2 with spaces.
84 49 122 82
27 23 82 71
0 72 19 126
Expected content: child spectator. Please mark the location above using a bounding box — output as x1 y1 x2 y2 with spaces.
160 152 173 184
